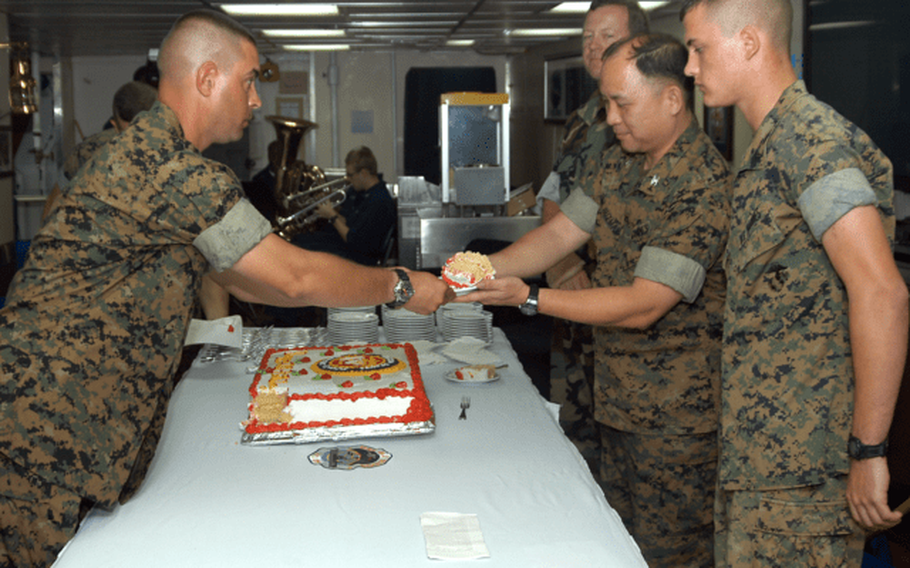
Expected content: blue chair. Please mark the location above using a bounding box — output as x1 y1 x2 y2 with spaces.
863 534 894 568
15 240 30 270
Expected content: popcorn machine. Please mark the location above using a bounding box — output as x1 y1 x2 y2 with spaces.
439 92 510 210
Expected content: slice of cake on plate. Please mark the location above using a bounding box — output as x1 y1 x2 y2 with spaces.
441 251 496 290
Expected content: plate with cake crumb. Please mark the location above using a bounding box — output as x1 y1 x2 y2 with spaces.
444 365 501 384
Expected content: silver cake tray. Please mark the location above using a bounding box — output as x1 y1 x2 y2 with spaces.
241 414 435 446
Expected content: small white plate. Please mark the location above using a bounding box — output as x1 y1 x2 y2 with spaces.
444 369 501 384
453 285 477 296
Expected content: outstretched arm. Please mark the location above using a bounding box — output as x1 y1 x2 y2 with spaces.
489 212 591 279
210 234 453 314
463 275 682 329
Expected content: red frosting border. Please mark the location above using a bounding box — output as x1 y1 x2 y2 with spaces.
245 342 433 433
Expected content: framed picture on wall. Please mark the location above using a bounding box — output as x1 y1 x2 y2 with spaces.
275 96 306 120
544 55 598 122
0 126 12 176
704 105 733 161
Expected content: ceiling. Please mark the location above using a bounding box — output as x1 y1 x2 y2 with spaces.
0 0 683 58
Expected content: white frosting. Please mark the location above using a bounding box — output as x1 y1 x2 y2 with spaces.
287 397 413 423
258 345 419 425
442 269 475 286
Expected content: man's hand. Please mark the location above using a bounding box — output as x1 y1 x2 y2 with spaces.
400 270 455 314
846 457 902 532
315 200 338 219
453 277 530 307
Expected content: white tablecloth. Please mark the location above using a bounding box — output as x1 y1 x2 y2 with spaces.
52 328 646 568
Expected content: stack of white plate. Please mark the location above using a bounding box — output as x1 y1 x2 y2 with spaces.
437 303 493 344
327 307 379 344
380 304 437 343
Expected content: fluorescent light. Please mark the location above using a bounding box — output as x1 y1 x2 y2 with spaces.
809 21 876 31
508 28 582 37
218 3 339 17
282 44 350 51
548 1 671 12
446 39 475 47
548 2 590 12
261 29 345 38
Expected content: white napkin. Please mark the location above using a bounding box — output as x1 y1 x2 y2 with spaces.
407 340 448 365
420 512 490 560
183 316 243 349
441 337 502 366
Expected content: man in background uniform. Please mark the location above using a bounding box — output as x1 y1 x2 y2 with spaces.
42 80 158 219
535 0 649 478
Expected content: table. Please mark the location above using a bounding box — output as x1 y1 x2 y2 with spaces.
52 328 646 567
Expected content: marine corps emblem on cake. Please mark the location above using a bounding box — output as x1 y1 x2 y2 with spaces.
312 352 406 376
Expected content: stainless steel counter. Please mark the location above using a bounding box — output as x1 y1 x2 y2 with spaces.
416 215 540 269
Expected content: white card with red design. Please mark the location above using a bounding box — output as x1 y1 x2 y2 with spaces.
184 315 243 349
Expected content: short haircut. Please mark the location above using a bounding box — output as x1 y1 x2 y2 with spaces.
589 0 651 36
345 146 378 177
112 81 157 123
679 0 792 52
603 33 696 111
158 9 257 78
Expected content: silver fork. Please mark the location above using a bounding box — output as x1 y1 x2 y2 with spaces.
459 396 470 420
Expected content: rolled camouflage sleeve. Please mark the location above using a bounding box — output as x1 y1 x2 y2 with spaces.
636 177 728 304
635 246 706 303
194 198 273 271
797 167 877 241
560 188 598 234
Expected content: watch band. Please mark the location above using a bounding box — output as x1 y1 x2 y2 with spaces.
848 435 889 460
519 284 539 316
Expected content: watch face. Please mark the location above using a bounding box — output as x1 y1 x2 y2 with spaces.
388 270 414 308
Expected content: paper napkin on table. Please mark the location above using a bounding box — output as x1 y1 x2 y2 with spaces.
441 337 502 366
420 512 490 560
407 340 448 365
184 315 243 349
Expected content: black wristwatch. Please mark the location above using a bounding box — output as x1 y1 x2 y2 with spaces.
848 435 889 460
519 284 539 316
386 268 414 309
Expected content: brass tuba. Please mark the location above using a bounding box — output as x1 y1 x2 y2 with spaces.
267 115 348 240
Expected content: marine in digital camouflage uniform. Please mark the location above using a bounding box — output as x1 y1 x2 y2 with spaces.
461 34 730 567
682 1 907 565
546 91 614 477
0 100 271 567
2 11 451 566
562 114 730 566
718 81 896 566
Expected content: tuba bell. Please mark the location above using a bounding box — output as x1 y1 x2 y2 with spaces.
266 115 348 240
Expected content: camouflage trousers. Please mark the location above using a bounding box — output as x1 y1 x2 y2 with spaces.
0 453 87 568
600 425 717 568
715 478 865 568
549 318 600 479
